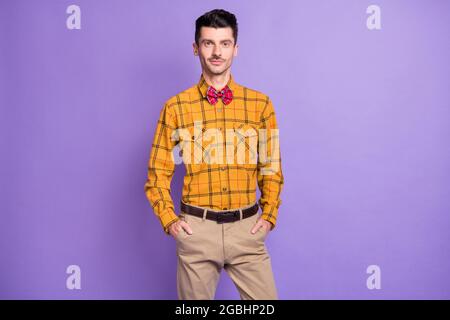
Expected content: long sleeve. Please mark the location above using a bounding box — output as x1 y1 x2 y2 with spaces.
257 97 284 229
144 102 179 234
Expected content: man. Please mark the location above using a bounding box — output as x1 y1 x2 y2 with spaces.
144 9 284 300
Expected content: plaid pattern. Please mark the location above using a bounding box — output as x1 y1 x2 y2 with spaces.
144 73 284 234
206 84 233 105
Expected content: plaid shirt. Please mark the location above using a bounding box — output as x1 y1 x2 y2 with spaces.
144 73 284 234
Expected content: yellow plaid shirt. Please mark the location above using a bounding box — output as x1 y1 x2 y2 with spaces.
144 73 284 234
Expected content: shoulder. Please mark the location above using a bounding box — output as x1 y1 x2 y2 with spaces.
235 82 271 103
234 83 278 122
162 83 199 113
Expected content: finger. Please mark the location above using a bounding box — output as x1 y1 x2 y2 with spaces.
180 221 193 235
251 223 262 234
184 225 193 235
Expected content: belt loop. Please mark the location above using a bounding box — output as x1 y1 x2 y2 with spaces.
202 208 207 221
239 208 243 220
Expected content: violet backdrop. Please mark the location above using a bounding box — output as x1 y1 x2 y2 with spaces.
1 0 449 299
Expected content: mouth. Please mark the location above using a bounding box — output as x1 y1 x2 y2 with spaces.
210 59 224 66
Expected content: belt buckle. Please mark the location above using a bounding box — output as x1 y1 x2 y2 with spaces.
216 210 237 224
216 214 226 224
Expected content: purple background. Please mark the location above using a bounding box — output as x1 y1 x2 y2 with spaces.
1 0 449 299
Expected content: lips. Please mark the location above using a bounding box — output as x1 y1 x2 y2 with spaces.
210 60 223 65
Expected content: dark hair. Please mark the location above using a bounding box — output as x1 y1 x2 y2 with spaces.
195 9 238 46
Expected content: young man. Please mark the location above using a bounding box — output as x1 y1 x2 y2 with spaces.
144 9 284 300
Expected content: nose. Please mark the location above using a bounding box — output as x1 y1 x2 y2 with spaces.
212 44 222 57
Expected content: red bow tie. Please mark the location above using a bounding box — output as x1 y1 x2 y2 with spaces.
206 85 233 105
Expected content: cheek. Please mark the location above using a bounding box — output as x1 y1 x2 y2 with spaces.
201 48 213 56
225 51 235 60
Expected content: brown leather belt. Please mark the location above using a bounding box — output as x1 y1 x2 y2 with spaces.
180 201 259 224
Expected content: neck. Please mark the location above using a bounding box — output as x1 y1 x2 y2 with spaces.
202 69 231 90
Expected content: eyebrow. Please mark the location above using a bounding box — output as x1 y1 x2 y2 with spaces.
201 39 233 44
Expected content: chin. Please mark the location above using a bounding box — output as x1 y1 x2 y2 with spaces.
207 66 228 75
211 70 225 75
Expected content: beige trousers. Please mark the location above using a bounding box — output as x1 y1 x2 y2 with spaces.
175 205 278 300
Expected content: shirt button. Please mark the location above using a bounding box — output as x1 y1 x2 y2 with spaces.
222 187 227 191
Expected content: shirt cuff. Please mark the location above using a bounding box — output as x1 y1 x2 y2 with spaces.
261 207 278 230
261 214 276 231
160 209 179 234
258 199 281 230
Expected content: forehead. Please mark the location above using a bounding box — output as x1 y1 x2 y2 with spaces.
199 26 234 41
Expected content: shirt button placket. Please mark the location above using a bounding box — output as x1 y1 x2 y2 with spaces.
216 99 228 208
216 98 223 113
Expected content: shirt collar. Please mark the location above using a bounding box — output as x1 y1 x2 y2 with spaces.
197 72 236 98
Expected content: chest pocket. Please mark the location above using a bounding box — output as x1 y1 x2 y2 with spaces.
233 123 259 165
176 128 202 165
178 126 225 165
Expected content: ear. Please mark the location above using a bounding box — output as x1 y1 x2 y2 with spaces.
233 44 239 57
192 42 198 56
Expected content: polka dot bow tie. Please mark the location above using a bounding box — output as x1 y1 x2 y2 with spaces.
206 85 233 105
